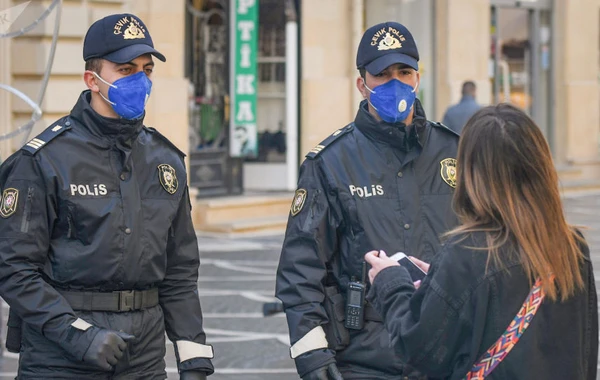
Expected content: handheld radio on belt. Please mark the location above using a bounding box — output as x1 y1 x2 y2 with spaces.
344 261 367 330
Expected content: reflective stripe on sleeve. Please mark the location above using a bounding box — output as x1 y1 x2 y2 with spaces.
71 318 92 331
176 340 215 362
289 325 328 359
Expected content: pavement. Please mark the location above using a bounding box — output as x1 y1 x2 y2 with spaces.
0 190 598 379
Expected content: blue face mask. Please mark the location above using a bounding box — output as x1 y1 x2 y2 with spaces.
93 71 152 120
364 78 418 123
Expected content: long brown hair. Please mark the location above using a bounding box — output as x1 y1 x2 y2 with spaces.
445 103 584 301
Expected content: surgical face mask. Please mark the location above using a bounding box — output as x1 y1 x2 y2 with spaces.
93 71 152 120
363 78 419 123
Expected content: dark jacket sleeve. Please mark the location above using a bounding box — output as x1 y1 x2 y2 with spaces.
0 153 99 361
367 249 476 379
159 185 214 375
275 159 341 377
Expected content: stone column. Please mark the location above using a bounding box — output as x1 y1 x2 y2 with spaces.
300 0 356 157
434 0 490 120
554 0 600 169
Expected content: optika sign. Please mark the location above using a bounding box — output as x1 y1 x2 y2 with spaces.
230 0 258 158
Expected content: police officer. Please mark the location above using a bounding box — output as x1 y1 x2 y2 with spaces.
276 22 460 379
0 14 213 379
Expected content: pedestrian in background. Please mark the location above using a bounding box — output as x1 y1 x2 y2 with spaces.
365 103 598 380
276 21 460 379
442 80 480 133
0 14 214 379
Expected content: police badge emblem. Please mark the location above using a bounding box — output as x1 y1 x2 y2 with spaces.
0 188 19 218
440 158 457 188
290 189 307 216
158 164 178 194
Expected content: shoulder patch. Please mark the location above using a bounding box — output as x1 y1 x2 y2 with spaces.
431 121 460 138
305 124 354 159
21 119 72 155
145 127 186 157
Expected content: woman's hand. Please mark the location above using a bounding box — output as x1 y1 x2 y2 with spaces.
364 250 400 284
408 256 430 273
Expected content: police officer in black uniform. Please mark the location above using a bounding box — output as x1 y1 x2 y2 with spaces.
0 14 213 379
276 22 460 379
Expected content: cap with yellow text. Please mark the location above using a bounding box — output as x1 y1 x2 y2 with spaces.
83 13 166 63
356 21 419 75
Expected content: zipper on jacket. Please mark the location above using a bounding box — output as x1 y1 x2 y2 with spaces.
20 187 34 233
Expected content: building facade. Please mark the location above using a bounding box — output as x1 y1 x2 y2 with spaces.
0 0 599 202
303 0 600 181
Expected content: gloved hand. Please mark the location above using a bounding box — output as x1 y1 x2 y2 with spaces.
83 329 134 371
302 363 344 380
180 370 208 380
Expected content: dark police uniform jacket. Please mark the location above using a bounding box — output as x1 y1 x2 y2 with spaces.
0 91 214 378
369 231 598 380
276 99 460 379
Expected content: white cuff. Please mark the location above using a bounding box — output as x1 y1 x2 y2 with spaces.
71 318 92 331
176 340 214 362
289 326 328 359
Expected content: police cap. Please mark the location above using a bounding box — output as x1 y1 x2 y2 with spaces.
356 21 419 75
83 13 166 63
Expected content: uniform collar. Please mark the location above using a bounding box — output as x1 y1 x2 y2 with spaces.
70 90 144 143
354 98 428 151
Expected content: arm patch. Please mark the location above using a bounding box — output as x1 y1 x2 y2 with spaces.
20 119 72 155
305 123 354 159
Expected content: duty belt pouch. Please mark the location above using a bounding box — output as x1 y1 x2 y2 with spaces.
6 308 22 353
323 285 350 350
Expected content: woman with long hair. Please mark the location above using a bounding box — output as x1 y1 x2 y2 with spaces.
364 103 598 379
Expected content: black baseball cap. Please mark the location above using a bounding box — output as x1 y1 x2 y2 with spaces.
356 22 419 74
83 14 166 63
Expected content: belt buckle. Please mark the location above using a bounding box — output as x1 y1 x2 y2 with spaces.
119 290 135 312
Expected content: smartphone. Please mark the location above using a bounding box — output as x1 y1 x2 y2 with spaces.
389 251 427 282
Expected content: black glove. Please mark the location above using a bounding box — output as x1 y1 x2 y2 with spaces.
83 329 134 371
302 363 344 380
180 370 208 380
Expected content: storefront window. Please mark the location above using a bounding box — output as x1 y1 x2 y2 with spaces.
490 3 553 148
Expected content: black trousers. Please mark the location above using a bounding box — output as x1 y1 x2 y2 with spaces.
17 305 167 380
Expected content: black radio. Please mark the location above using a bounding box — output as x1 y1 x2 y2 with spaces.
345 261 367 330
344 280 365 330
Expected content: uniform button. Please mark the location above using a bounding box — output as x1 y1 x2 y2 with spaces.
65 121 71 126
404 223 410 230
397 171 403 178
120 173 126 181
125 227 131 234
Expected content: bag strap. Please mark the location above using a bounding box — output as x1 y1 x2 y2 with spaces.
465 277 547 379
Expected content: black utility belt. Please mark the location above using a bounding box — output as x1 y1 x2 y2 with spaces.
58 288 159 312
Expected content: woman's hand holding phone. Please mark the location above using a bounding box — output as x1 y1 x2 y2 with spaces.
364 250 400 284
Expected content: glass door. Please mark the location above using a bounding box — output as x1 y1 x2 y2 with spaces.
490 2 553 151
